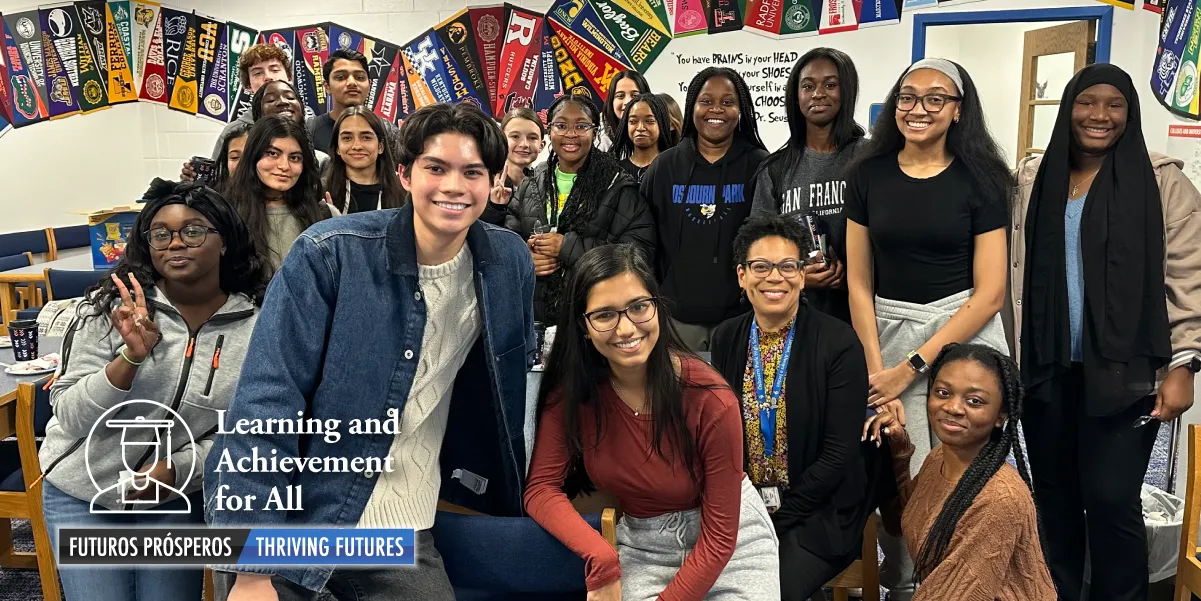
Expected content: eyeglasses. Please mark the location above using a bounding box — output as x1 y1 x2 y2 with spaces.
549 122 596 134
896 93 962 113
584 298 658 332
144 226 220 250
744 259 802 278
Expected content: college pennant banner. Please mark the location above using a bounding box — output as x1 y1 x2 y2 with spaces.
40 5 82 118
0 18 13 124
437 10 492 115
103 2 137 103
75 2 110 96
533 18 563 120
225 21 257 121
547 23 601 106
549 0 633 68
108 2 134 83
404 31 457 105
495 8 544 115
131 1 159 96
166 8 198 114
549 20 627 104
259 27 297 80
4 10 50 125
819 0 859 34
70 1 109 113
293 25 329 119
613 0 671 36
192 13 219 117
672 0 709 36
469 5 507 106
1152 0 1200 119
1147 0 1166 13
401 47 436 109
197 18 227 120
592 0 670 70
158 7 189 106
859 0 900 26
706 0 745 34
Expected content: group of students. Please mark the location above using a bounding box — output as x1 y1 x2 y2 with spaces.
28 38 1201 601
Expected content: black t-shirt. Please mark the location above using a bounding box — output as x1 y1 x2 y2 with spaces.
619 158 649 183
844 155 1006 304
308 113 336 155
347 180 383 213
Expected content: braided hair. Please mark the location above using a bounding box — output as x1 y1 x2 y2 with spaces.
680 67 766 152
913 343 1037 580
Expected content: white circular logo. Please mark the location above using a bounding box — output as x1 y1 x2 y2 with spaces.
146 73 165 99
15 17 35 40
204 93 226 115
479 15 500 43
338 32 352 49
786 4 812 30
83 399 197 514
48 8 73 37
1177 61 1198 106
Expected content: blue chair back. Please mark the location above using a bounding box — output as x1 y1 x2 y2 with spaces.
46 268 104 300
30 381 52 437
430 511 600 595
52 225 90 250
0 252 32 272
0 229 51 257
0 381 53 492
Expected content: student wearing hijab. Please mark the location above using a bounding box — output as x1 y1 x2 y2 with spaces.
1011 63 1201 601
751 48 866 324
843 58 1012 601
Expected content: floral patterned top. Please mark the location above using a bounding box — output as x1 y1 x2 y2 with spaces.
741 319 792 488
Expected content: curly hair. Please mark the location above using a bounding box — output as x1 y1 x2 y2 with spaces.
78 179 269 326
732 214 814 266
914 343 1040 581
238 44 289 91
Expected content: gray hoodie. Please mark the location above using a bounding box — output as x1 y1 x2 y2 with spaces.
38 287 257 511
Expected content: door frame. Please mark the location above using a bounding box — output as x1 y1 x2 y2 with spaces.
911 6 1114 64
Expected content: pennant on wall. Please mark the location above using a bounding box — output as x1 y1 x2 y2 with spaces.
548 23 600 104
103 2 136 103
198 19 228 120
859 0 901 27
707 0 745 34
75 2 110 92
436 9 491 114
365 36 402 112
4 11 50 124
69 2 109 113
404 31 457 105
1146 0 1165 13
0 19 13 124
372 44 414 124
192 13 219 117
1152 0 1199 118
400 48 435 109
548 0 633 67
108 2 134 83
496 8 543 115
159 7 189 104
612 0 671 35
592 0 670 70
259 27 297 79
549 21 627 103
533 19 562 120
167 9 198 114
672 0 709 37
780 0 821 37
131 1 159 91
293 25 329 119
226 21 257 121
469 5 507 106
40 5 82 118
819 0 858 34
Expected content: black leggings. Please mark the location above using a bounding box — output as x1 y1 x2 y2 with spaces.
1022 365 1159 601
779 528 857 601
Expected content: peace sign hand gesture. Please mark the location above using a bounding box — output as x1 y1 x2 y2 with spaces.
110 274 160 363
491 174 513 206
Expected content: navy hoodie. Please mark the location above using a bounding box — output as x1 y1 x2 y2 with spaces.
641 136 769 325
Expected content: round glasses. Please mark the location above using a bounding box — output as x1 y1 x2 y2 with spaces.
584 298 658 332
144 226 220 250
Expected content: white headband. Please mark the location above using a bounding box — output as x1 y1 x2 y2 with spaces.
906 58 964 95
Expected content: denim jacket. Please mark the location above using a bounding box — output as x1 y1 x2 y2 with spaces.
205 205 535 591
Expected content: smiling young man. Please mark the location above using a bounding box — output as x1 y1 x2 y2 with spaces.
750 48 865 324
307 49 402 159
206 102 535 601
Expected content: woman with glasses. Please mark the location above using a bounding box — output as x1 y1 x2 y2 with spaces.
509 95 655 324
526 244 780 601
39 179 266 601
1012 64 1201 601
711 215 874 601
843 58 1012 601
224 115 336 275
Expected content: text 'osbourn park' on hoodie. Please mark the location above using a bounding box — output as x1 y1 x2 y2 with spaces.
641 136 769 325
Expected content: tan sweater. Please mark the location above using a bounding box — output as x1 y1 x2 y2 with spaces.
888 444 1056 601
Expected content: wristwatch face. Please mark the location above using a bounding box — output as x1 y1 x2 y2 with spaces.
1191 358 1201 373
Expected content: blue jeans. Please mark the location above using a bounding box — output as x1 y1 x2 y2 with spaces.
42 481 205 601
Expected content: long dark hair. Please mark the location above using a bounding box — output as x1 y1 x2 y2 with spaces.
612 93 677 161
538 244 702 493
322 106 407 213
846 60 1013 210
214 121 252 194
680 67 766 152
224 115 328 266
79 179 269 325
914 343 1037 580
758 49 864 199
603 70 651 144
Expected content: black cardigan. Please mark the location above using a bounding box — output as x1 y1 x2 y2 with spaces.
711 305 882 561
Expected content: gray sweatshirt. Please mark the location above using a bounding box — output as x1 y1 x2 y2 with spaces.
39 288 258 510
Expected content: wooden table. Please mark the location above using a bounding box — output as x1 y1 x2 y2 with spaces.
0 254 95 326
0 336 64 411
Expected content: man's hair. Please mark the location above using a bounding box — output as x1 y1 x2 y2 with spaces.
323 49 368 82
238 44 290 88
396 103 507 178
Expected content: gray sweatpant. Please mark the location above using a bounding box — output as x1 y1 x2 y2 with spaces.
873 289 1009 598
617 476 780 600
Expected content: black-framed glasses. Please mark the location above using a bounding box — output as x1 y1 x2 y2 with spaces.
584 298 658 332
549 122 596 134
896 93 962 113
144 226 220 250
744 259 802 278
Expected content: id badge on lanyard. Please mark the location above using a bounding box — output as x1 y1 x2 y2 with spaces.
751 320 794 459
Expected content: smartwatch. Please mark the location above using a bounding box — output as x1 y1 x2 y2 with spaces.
907 351 930 374
1188 357 1201 374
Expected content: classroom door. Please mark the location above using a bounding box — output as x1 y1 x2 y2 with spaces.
1016 20 1096 165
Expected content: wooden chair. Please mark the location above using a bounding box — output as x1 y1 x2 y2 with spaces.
0 381 61 601
1174 424 1201 601
826 518 880 601
0 252 40 311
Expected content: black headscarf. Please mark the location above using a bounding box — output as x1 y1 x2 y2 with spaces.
1021 63 1171 416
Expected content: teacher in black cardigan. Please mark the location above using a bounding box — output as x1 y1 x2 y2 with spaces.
711 215 874 601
